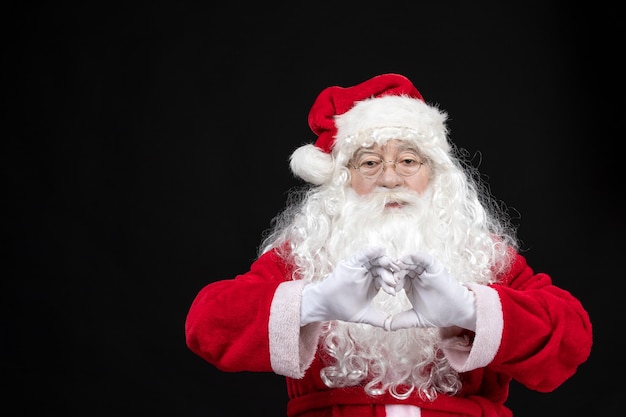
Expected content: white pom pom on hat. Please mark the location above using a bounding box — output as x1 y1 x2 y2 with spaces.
290 73 449 185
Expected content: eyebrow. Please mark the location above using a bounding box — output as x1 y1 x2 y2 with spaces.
395 143 420 154
351 142 421 160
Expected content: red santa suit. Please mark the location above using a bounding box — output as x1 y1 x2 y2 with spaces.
185 73 592 416
185 247 592 417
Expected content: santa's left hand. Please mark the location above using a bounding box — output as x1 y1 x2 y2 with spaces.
369 255 403 295
388 251 476 332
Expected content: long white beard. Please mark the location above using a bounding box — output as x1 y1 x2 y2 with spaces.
317 187 463 399
326 186 449 275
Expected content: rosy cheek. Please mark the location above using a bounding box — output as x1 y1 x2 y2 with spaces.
417 177 431 193
351 179 372 195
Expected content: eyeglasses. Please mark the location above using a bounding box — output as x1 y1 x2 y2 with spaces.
349 156 426 179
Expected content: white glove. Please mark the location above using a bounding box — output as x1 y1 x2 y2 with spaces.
300 246 397 328
389 251 477 331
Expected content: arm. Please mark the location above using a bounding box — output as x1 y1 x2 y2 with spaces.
185 246 400 379
185 249 310 375
441 252 593 392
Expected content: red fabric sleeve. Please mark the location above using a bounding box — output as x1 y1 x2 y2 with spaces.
488 253 593 392
184 249 291 372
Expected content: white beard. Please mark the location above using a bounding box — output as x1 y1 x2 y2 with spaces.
316 186 462 398
328 186 443 274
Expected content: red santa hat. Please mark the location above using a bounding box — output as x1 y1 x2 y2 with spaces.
290 73 450 184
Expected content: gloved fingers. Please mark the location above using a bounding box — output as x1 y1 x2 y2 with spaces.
394 261 424 281
374 272 397 295
396 258 426 273
350 246 386 269
398 251 440 275
390 268 409 291
371 255 398 271
367 255 402 294
358 307 392 329
387 310 420 331
373 264 400 294
393 273 407 293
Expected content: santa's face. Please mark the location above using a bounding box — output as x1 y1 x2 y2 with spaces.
348 140 431 197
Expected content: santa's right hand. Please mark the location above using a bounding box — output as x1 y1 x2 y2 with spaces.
300 246 392 328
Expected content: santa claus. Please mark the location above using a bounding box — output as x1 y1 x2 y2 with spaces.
185 73 592 416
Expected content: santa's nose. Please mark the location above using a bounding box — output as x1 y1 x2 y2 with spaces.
377 164 404 188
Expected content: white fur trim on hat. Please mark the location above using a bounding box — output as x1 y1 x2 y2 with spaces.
334 95 449 157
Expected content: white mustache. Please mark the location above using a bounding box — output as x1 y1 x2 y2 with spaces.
366 189 424 207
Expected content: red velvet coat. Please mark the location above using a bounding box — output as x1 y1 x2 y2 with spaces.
185 249 592 416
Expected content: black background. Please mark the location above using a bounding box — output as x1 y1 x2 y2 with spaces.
6 2 618 416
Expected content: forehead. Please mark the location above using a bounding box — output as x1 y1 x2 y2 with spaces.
351 139 420 159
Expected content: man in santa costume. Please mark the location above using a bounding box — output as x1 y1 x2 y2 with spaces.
185 73 592 416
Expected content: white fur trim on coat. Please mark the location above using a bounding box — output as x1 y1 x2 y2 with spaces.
269 279 321 378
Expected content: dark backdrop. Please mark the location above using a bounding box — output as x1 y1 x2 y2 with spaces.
6 2 617 416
